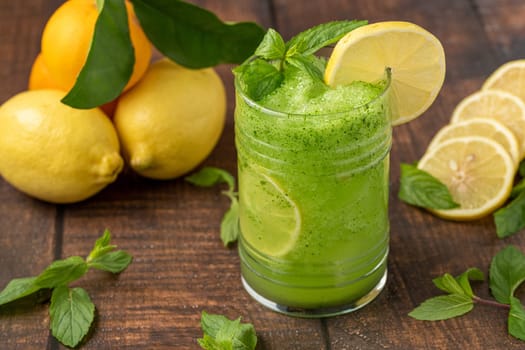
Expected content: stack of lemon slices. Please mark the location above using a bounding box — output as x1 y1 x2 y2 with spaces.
418 61 525 220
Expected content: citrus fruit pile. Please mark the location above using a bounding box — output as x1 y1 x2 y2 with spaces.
0 0 226 203
417 60 525 220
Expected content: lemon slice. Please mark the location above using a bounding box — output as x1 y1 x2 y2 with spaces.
482 59 525 103
418 136 515 220
324 21 446 126
450 89 525 158
427 118 520 165
239 167 301 257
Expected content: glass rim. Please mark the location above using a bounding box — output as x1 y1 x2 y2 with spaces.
234 67 392 118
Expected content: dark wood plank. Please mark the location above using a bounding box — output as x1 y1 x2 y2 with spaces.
0 1 63 349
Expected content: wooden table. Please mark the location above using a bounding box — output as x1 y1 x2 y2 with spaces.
2 0 525 349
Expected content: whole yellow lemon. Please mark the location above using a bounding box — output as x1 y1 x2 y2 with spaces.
114 58 226 179
0 90 123 203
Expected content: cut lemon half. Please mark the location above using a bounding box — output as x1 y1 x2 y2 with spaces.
239 167 301 257
450 89 525 158
427 118 520 165
324 21 446 126
418 136 515 221
482 59 525 103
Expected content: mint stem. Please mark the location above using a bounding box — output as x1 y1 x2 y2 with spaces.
473 296 511 310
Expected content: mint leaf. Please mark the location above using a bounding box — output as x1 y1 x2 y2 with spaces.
198 334 222 350
87 229 116 262
509 297 525 341
455 268 484 297
432 273 467 296
255 29 286 60
398 163 459 209
0 277 40 306
510 178 525 198
88 250 133 273
408 294 474 321
490 245 525 304
494 190 525 238
519 160 525 177
50 286 95 348
186 167 235 191
199 311 257 350
35 256 89 289
286 55 323 81
85 229 132 272
221 198 240 247
131 0 264 68
236 59 283 101
286 20 367 56
62 0 133 109
187 168 241 246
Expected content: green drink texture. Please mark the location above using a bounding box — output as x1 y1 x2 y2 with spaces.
235 63 391 314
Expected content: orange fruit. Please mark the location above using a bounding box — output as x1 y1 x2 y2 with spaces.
29 53 119 118
28 53 63 90
39 0 151 93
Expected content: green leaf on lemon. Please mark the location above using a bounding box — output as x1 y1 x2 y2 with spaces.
131 0 265 68
62 0 133 109
398 163 459 209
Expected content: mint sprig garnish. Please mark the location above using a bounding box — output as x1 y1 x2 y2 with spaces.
409 245 525 342
0 229 132 348
235 20 367 100
185 167 240 246
398 163 459 209
198 311 257 350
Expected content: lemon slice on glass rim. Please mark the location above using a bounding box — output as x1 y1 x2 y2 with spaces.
324 21 446 126
418 136 515 221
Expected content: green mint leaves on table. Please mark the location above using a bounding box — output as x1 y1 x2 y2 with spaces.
234 20 367 101
63 0 265 109
0 229 132 348
398 163 459 210
198 311 257 350
400 158 525 238
185 167 240 246
409 245 525 341
494 161 525 238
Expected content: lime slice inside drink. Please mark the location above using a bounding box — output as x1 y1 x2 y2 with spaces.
239 167 301 257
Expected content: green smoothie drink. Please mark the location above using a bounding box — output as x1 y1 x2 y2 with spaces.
234 21 445 317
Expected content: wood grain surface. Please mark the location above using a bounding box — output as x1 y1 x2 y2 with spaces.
1 0 525 349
